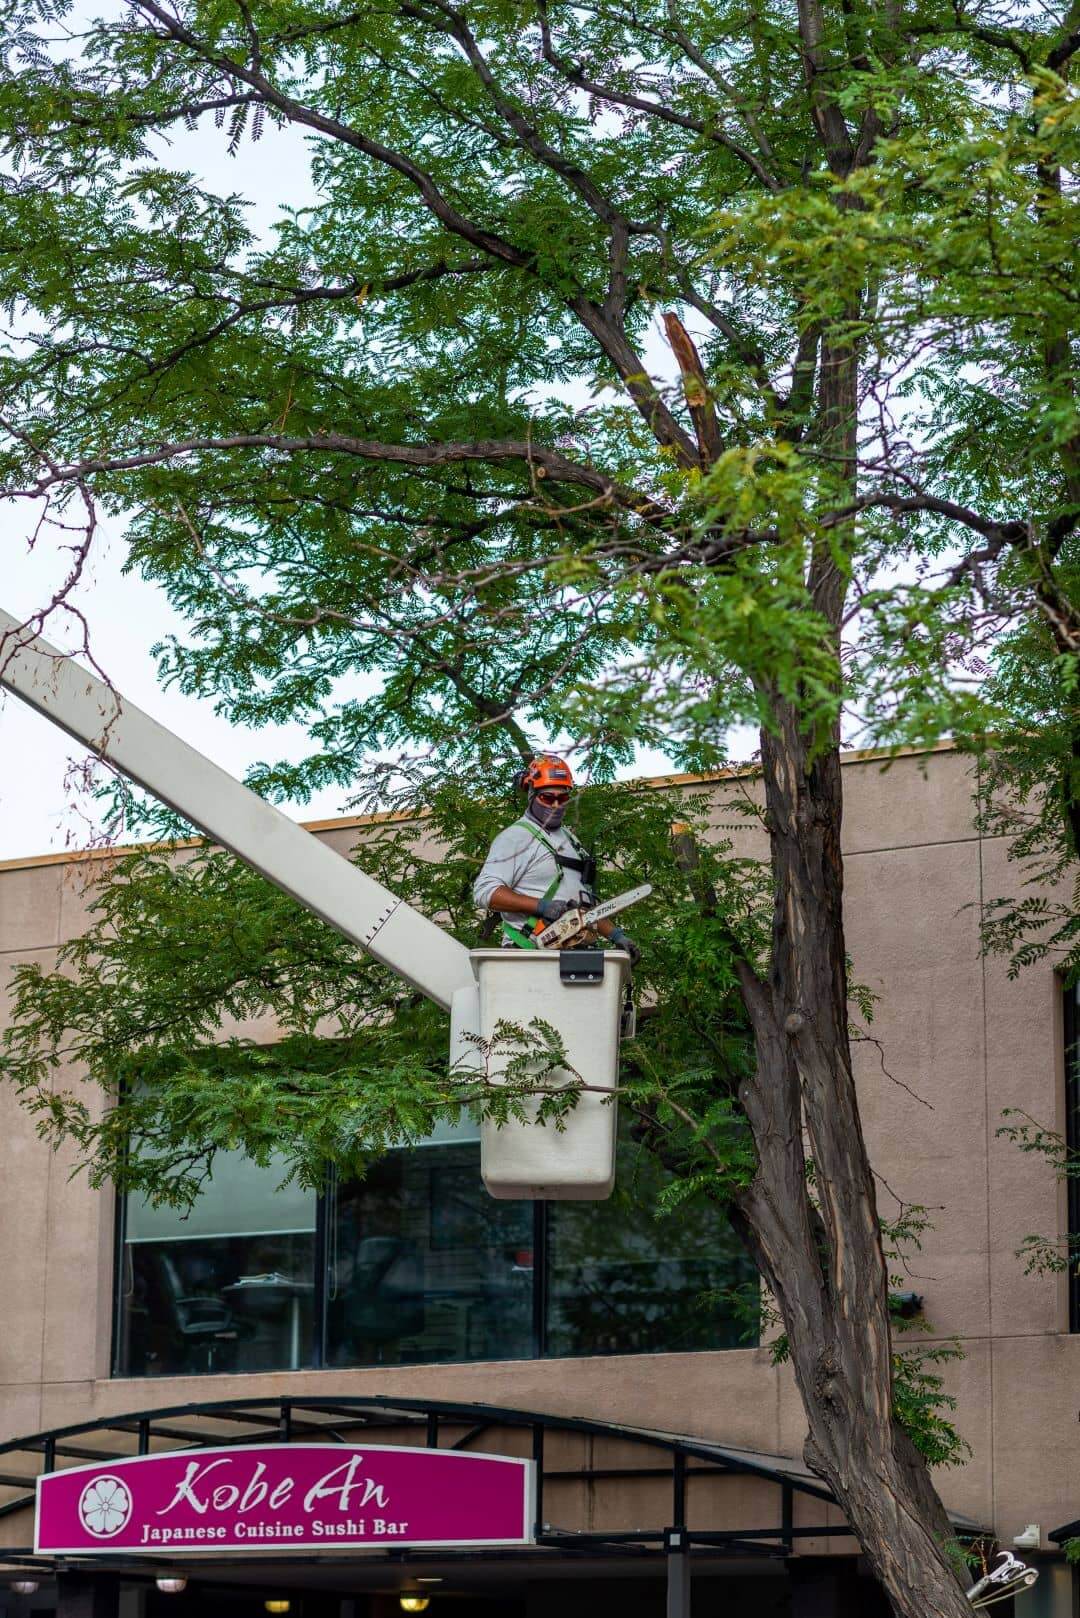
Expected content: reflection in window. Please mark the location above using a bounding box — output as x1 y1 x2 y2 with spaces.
115 1115 756 1376
547 1126 756 1357
115 1153 317 1377
326 1121 534 1366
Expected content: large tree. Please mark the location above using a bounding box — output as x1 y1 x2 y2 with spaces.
1 0 1078 1611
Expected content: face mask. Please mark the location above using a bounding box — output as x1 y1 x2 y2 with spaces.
529 795 567 831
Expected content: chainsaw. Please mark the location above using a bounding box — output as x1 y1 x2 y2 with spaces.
965 1552 1039 1609
533 884 652 950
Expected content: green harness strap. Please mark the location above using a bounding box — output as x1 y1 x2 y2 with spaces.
500 819 579 950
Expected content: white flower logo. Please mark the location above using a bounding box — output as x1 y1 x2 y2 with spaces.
78 1475 133 1538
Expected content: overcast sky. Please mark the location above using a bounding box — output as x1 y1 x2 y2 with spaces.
0 113 369 861
0 84 708 864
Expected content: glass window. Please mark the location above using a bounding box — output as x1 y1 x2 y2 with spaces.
325 1124 534 1367
546 1125 756 1357
115 1152 317 1377
115 1112 756 1376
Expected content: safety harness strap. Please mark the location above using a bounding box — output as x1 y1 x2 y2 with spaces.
518 818 590 872
501 819 584 949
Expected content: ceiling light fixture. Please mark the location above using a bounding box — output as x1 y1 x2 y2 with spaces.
11 1582 40 1596
154 1578 188 1595
264 1601 291 1614
399 1599 431 1613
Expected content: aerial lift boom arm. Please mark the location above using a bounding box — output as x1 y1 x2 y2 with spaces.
0 610 474 1011
1 609 630 1199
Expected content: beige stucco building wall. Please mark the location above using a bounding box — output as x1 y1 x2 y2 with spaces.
0 745 1076 1562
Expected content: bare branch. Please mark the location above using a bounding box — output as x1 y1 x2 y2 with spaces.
412 0 630 231
660 0 779 169
823 490 1028 542
133 258 497 384
666 260 782 413
566 297 701 465
127 0 533 270
400 0 701 460
1046 18 1080 70
5 429 677 532
124 0 698 467
535 0 782 193
662 310 723 465
49 90 263 136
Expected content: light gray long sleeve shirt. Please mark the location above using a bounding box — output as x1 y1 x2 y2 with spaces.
473 817 590 936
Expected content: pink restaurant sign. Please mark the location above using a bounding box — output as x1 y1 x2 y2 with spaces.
35 1445 536 1555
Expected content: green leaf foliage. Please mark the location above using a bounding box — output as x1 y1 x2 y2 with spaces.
0 775 768 1205
1 0 1077 1598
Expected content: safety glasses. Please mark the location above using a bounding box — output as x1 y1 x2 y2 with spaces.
535 789 570 805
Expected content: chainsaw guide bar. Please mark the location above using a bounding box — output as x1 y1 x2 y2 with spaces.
534 883 653 950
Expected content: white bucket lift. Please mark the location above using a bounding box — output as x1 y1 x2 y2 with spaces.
452 949 628 1200
0 609 629 1199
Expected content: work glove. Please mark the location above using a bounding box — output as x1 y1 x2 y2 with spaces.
609 927 641 967
536 896 576 921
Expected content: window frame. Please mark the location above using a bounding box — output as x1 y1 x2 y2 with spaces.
1065 979 1080 1334
110 1160 129 1378
111 1141 755 1378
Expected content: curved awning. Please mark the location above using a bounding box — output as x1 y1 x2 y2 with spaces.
0 1393 987 1574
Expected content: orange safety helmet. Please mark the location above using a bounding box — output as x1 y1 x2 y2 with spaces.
521 755 574 794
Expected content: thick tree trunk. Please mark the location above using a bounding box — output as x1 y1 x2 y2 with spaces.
732 706 972 1618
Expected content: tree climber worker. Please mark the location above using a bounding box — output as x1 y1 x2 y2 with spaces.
473 755 641 964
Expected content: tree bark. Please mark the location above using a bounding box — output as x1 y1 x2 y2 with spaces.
733 705 973 1618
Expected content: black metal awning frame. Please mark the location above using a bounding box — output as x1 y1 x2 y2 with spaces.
0 1392 851 1574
